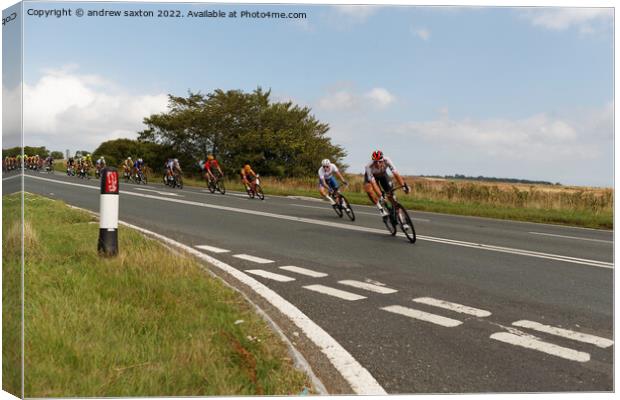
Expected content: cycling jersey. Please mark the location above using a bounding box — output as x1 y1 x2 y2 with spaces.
206 159 220 172
364 156 397 179
318 164 339 180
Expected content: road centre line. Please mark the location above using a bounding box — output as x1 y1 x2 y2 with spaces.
528 231 612 244
25 175 613 269
338 280 398 294
245 269 296 282
292 203 431 222
512 320 613 348
490 332 590 363
134 187 183 197
412 297 491 317
195 245 230 253
234 254 275 264
2 174 21 181
304 285 367 301
279 266 328 278
381 305 463 327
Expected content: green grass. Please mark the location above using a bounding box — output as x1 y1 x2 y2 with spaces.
4 193 312 397
180 176 612 229
2 193 22 397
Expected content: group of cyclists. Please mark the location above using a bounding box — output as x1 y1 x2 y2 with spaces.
3 154 54 173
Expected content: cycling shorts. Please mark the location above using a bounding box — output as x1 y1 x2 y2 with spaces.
365 173 392 194
319 176 339 190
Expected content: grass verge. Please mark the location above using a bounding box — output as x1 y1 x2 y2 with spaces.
5 193 312 397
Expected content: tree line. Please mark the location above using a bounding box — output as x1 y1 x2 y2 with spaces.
94 87 346 177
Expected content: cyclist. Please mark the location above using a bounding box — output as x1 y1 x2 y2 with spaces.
123 157 133 178
133 157 145 179
364 150 410 217
240 163 258 193
205 155 223 183
318 159 348 206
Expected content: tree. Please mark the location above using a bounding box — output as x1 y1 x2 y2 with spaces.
51 151 64 159
92 138 173 170
139 88 346 177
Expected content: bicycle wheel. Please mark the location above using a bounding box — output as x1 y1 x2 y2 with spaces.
340 195 355 221
383 203 397 235
332 196 343 218
256 184 265 200
217 180 226 194
177 175 184 189
396 205 416 243
142 174 148 185
207 179 216 193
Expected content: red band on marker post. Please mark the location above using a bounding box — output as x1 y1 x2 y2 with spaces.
98 167 119 256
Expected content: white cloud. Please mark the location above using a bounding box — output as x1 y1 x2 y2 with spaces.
364 88 396 108
2 83 22 148
22 67 168 152
396 107 611 162
318 86 396 111
334 5 378 23
520 8 612 33
413 28 431 40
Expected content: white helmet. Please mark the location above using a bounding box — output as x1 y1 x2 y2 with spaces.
127 157 132 161
321 159 331 167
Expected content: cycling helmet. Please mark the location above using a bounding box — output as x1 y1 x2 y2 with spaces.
321 159 331 167
138 158 143 163
174 158 178 162
207 155 214 161
127 157 132 161
371 150 384 161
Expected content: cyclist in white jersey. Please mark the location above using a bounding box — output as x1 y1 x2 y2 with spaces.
318 159 348 205
364 150 410 216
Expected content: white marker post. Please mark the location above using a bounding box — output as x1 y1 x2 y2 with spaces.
98 167 119 256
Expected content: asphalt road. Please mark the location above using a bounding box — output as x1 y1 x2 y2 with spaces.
17 170 614 394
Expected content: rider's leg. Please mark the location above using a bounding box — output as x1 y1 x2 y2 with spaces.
319 182 336 205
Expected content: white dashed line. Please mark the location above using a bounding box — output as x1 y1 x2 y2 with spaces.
512 320 614 349
194 245 230 253
412 297 491 317
134 187 183 197
528 231 612 244
490 332 590 362
304 285 367 301
233 254 275 264
381 305 462 327
338 280 398 294
245 269 295 282
279 266 328 278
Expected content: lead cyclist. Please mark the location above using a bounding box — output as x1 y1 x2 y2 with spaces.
364 150 410 217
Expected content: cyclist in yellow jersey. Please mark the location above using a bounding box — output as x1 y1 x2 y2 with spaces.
240 164 258 192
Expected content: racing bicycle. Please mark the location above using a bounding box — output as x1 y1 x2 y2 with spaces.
328 185 355 221
245 175 264 200
379 184 416 243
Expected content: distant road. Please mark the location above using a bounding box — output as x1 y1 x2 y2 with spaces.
21 171 613 393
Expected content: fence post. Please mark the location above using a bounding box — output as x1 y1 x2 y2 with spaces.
98 167 119 256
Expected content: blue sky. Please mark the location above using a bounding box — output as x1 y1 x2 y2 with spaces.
2 1 614 186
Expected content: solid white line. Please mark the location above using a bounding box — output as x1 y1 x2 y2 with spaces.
338 280 398 294
292 204 430 222
233 254 275 264
490 332 590 362
26 175 613 269
2 174 21 181
134 187 183 197
381 305 462 327
245 269 296 282
412 297 491 317
194 245 230 254
512 320 614 349
279 266 328 278
528 232 612 244
303 285 367 301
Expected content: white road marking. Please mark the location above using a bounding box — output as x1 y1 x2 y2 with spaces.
93 214 386 394
381 305 462 327
233 254 275 264
528 231 612 244
490 332 590 362
2 174 21 181
338 280 398 294
279 266 328 278
25 175 613 269
303 285 367 301
292 204 430 222
194 245 230 254
245 269 295 282
412 297 492 317
512 320 614 348
134 187 183 197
